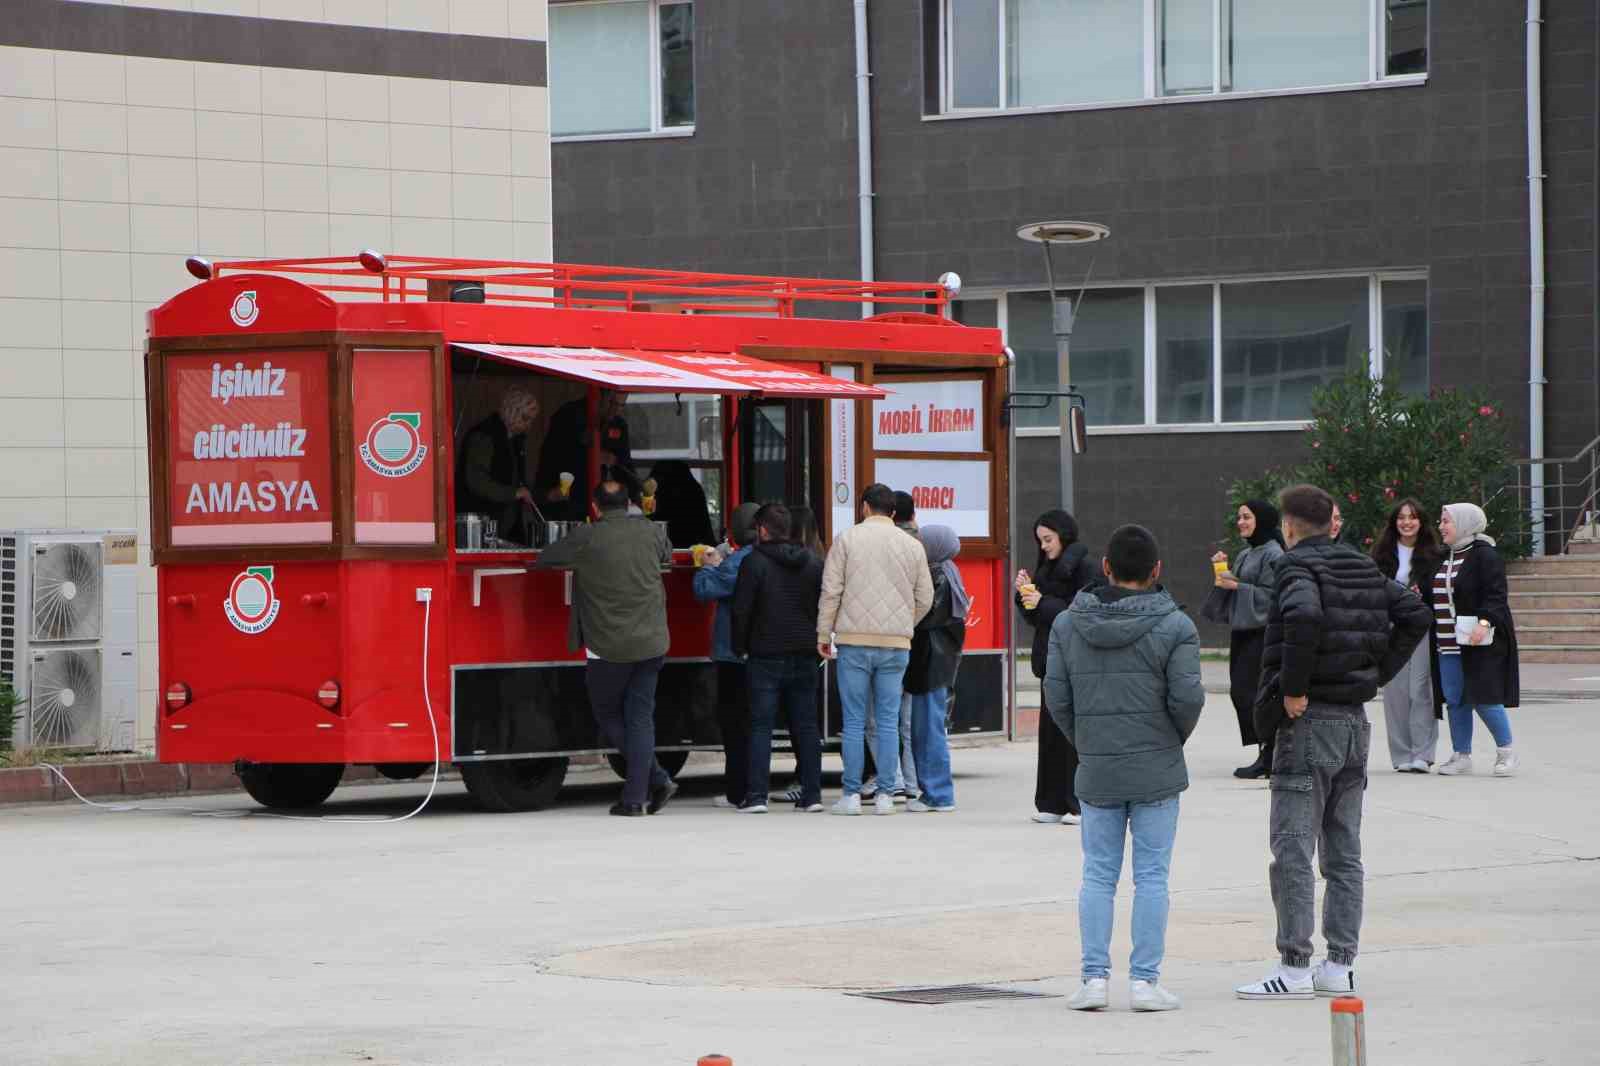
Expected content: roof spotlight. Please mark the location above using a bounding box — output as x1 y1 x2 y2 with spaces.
937 271 963 299
185 256 214 280
357 248 388 273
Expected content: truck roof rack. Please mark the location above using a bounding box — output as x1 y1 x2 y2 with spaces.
191 253 954 319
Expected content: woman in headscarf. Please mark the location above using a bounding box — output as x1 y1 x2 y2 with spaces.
1372 498 1443 772
1203 499 1286 779
1015 510 1099 825
904 525 968 813
1431 503 1521 777
647 459 716 549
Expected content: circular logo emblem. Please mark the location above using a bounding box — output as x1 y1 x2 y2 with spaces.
834 481 849 504
224 566 280 634
229 290 260 327
359 413 427 477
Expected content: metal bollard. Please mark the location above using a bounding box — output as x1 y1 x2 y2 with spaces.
698 1056 733 1066
1330 996 1366 1065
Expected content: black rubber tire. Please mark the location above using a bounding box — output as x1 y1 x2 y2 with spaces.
606 749 689 780
374 762 432 781
459 757 569 812
238 762 345 810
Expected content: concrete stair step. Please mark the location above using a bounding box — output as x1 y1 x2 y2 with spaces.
1520 627 1600 646
1516 609 1600 627
1506 555 1600 572
1570 541 1600 556
1507 574 1600 592
1520 647 1600 664
1508 592 1600 609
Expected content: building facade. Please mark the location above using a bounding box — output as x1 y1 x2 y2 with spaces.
0 0 551 749
552 0 1598 641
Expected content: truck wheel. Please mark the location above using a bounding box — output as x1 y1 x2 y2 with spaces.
459 757 569 812
374 762 432 781
238 762 345 810
606 749 689 780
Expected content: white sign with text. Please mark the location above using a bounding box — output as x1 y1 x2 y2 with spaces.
872 379 984 453
874 458 990 539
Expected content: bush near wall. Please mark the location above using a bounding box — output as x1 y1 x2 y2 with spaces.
1223 372 1522 557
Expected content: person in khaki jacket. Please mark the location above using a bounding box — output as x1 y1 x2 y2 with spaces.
817 483 934 815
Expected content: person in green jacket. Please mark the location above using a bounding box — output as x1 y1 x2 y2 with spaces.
537 480 674 817
1044 524 1205 1014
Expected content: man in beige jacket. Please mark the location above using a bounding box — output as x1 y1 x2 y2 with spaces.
817 483 934 815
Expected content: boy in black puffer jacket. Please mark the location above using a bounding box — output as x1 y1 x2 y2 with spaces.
1236 485 1429 1004
731 503 826 812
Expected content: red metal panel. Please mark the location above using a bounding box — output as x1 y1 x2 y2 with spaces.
148 274 337 338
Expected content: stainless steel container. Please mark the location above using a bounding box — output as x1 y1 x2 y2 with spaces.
456 512 484 550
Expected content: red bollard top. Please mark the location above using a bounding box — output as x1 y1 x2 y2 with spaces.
1330 996 1365 1014
698 1057 733 1066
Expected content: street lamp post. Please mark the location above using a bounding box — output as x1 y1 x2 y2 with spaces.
1016 220 1110 515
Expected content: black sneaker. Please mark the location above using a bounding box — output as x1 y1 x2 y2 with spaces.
1234 749 1270 779
647 779 679 815
610 802 645 817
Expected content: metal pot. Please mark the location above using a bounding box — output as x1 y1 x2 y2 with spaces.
456 512 484 550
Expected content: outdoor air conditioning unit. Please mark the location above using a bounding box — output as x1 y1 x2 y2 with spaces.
0 530 139 752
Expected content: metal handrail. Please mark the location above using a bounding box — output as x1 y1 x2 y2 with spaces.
1489 433 1600 554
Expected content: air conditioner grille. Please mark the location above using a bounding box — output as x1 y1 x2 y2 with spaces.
31 540 103 642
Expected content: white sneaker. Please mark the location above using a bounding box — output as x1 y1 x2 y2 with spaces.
1235 967 1314 1001
1130 979 1181 1012
800 802 825 813
1060 812 1082 826
735 801 767 814
1408 759 1432 773
1494 747 1519 777
874 792 897 815
907 798 956 813
831 794 862 816
1311 960 1355 997
1437 752 1474 776
1032 811 1062 824
1067 978 1108 1011
712 796 736 808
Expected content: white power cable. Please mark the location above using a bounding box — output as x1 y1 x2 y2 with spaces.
41 596 442 823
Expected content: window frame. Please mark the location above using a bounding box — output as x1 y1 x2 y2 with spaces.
550 0 697 143
932 0 1425 121
949 270 1428 437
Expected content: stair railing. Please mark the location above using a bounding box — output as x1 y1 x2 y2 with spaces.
1489 434 1600 555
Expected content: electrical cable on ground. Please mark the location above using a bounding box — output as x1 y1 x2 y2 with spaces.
40 597 441 824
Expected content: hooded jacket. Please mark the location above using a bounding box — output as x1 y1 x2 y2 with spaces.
906 566 967 694
1042 585 1205 806
732 541 826 659
1253 535 1432 740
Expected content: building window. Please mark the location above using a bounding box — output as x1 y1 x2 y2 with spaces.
954 271 1427 431
936 0 1425 116
551 0 694 138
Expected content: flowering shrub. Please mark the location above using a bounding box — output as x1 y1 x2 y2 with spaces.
1223 372 1523 557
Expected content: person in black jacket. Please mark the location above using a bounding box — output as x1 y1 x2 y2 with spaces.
1372 498 1444 771
731 502 826 812
1236 485 1430 1003
904 524 968 813
1016 509 1099 825
1431 503 1521 777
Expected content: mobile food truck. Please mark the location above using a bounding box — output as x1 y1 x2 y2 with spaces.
145 254 1015 811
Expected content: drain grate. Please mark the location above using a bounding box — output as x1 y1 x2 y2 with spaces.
847 984 1060 1005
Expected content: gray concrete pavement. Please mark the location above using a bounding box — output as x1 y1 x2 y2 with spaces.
6 693 1598 1066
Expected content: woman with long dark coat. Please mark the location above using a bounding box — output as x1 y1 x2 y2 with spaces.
1015 510 1099 825
1202 499 1285 779
1373 498 1443 772
1432 503 1521 777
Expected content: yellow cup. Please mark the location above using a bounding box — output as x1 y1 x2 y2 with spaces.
558 471 574 498
642 494 656 515
691 544 709 567
1213 559 1229 577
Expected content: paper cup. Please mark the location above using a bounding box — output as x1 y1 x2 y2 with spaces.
1212 559 1229 577
691 544 708 567
558 472 574 498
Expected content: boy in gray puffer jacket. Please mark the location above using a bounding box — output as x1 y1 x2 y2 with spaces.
1043 524 1205 1013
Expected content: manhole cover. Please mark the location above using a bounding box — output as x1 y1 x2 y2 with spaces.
846 984 1060 1005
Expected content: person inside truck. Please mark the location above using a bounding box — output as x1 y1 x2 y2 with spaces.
455 386 540 545
533 388 637 519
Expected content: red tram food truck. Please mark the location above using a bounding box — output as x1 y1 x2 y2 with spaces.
144 254 1016 811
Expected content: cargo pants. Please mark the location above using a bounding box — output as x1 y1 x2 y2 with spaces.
1269 704 1370 968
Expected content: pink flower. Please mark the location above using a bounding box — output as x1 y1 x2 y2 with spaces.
1363 536 1374 546
1347 492 1360 503
1311 440 1321 449
1460 432 1470 443
1478 405 1495 416
1384 487 1397 499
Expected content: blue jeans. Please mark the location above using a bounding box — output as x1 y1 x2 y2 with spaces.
1437 653 1513 753
909 688 954 807
835 644 908 797
1079 796 1180 982
747 653 823 807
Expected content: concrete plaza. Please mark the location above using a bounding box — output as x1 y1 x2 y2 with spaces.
6 692 1597 1066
